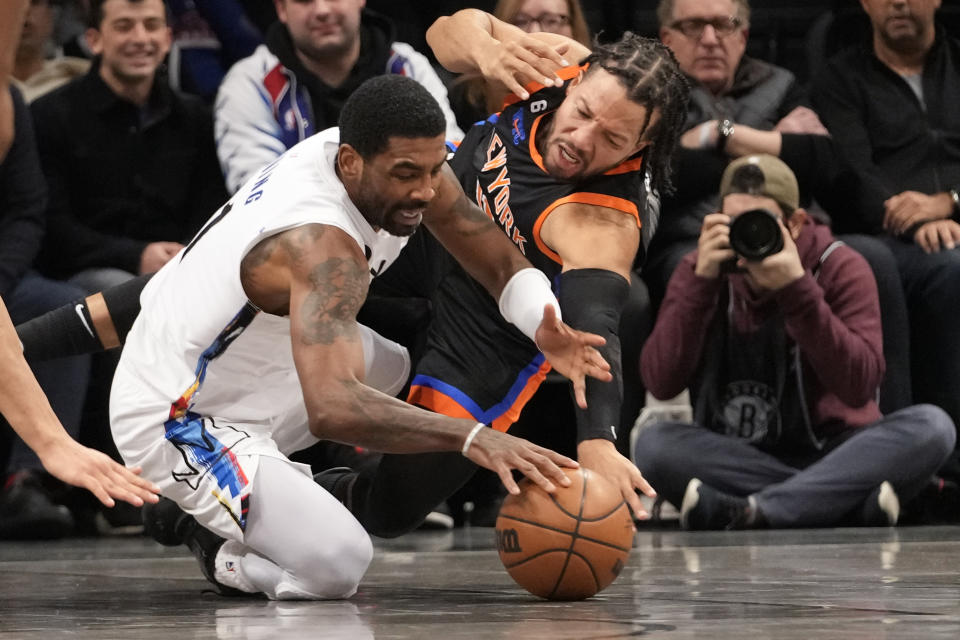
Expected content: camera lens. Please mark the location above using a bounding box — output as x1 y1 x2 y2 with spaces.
728 208 783 261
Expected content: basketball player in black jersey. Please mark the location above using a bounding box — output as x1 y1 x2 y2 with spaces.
311 10 691 536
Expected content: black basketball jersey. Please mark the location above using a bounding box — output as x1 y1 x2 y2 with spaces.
407 67 652 430
447 64 649 281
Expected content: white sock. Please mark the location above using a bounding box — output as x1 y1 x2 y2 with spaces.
214 540 258 593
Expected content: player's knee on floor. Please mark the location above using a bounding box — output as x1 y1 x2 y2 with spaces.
284 532 373 599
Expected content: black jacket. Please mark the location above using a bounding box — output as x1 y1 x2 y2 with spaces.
0 86 46 297
811 29 960 234
656 57 841 246
31 62 228 278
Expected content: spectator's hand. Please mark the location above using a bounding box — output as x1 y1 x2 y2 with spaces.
139 241 185 274
694 213 735 278
476 34 571 100
774 107 829 135
913 219 960 254
741 217 805 291
37 437 161 508
883 191 954 235
464 427 578 495
535 304 611 409
680 120 718 150
578 438 653 521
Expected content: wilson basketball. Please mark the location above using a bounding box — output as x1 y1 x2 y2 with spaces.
495 468 634 600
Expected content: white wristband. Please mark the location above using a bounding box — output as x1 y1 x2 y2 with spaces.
461 422 486 457
498 268 561 344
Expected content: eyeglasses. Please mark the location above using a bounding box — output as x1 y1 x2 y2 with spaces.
668 16 743 40
513 12 570 32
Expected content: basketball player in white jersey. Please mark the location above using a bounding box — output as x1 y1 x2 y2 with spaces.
109 75 611 599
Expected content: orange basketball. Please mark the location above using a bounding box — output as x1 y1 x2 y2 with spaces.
495 467 634 600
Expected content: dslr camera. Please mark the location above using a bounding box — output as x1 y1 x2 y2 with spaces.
728 208 783 261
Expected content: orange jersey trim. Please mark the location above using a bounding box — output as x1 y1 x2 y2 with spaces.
407 359 551 433
528 113 548 173
604 155 645 176
501 64 585 110
407 386 477 421
532 193 642 265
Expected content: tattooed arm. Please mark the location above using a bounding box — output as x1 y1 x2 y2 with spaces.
241 222 577 494
422 165 533 297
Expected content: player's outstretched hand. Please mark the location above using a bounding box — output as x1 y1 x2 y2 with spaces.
464 426 579 495
534 304 611 409
38 438 161 508
477 34 571 101
578 439 655 520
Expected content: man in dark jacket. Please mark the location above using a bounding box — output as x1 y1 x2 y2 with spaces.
810 0 960 472
646 0 912 414
633 155 954 530
31 0 228 291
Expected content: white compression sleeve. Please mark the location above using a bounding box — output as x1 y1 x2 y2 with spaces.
498 268 561 343
359 324 411 397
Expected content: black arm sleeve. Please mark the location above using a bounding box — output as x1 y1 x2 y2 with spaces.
557 268 630 444
16 273 150 361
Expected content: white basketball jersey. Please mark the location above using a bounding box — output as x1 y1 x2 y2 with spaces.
111 127 409 458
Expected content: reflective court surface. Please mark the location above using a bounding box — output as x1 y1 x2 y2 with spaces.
1 526 959 639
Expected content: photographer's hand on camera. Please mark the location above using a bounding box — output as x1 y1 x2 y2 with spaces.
694 213 736 279
740 218 805 292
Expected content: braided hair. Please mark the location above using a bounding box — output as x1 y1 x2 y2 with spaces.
582 34 690 196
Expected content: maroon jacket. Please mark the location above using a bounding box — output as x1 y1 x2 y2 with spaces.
641 217 884 436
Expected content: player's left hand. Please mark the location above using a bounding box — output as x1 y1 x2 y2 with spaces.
577 439 654 521
37 438 162 508
534 305 611 409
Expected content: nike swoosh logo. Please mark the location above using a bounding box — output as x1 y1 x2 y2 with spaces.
76 303 96 339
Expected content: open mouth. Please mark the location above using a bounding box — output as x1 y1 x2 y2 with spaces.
396 208 425 222
557 144 582 168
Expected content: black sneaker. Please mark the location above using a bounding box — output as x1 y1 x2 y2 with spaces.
142 495 193 545
313 466 358 511
0 470 74 540
859 481 900 527
314 467 454 530
142 496 244 596
95 501 144 536
418 501 455 530
901 476 960 524
680 478 762 530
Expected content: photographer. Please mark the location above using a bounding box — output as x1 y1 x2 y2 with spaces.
633 155 954 530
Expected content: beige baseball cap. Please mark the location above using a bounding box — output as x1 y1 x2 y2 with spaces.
719 154 799 212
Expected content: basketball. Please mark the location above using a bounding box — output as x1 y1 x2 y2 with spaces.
495 467 634 600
